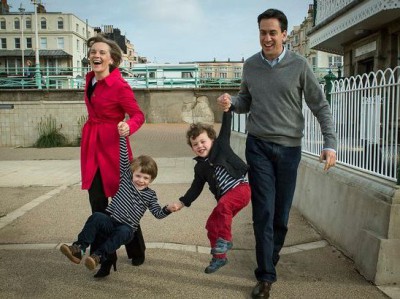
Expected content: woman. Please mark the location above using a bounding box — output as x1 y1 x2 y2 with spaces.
80 34 146 277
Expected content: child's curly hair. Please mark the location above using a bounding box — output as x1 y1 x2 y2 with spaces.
186 123 216 146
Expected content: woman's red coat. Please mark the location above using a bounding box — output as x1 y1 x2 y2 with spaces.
80 68 145 197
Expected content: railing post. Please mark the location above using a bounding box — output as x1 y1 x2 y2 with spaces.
324 70 336 105
35 64 42 89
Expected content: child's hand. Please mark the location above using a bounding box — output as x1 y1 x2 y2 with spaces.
167 202 184 212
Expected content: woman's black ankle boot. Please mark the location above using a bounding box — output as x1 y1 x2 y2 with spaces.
94 252 117 278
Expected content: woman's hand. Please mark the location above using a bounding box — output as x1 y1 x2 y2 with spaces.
118 121 130 137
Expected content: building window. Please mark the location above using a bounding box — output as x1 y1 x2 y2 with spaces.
26 37 32 48
311 56 317 71
76 23 79 32
25 18 31 29
234 72 241 78
40 37 47 49
57 17 64 29
328 55 343 68
397 33 400 65
15 38 21 49
77 39 80 51
1 38 6 48
182 72 193 78
0 18 5 30
57 37 64 49
41 17 47 29
14 18 20 30
219 72 227 78
294 35 299 45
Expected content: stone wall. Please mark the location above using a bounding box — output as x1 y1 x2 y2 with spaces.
0 88 238 147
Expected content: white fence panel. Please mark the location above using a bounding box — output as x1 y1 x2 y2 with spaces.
233 66 400 182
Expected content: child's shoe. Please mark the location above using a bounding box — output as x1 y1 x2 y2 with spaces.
204 257 228 274
85 254 101 270
211 237 233 254
60 244 83 264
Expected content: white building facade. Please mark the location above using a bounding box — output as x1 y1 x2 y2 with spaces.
287 4 343 81
308 0 400 76
0 6 94 78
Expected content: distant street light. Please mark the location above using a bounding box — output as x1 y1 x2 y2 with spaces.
18 3 25 76
31 0 42 89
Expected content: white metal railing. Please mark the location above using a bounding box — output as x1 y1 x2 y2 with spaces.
233 66 400 183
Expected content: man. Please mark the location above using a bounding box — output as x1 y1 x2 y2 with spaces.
217 8 337 299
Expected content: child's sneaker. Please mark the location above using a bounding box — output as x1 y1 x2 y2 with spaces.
204 257 228 274
211 237 233 254
85 254 101 270
60 244 83 264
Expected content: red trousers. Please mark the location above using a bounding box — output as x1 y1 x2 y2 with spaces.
205 183 251 258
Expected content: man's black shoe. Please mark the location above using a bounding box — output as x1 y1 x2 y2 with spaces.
251 281 272 298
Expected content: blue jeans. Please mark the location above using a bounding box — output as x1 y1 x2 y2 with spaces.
245 134 301 283
76 212 134 262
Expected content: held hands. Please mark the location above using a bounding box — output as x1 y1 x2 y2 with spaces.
166 202 185 213
118 121 130 137
319 149 337 171
217 93 232 112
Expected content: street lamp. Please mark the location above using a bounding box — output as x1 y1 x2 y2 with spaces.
31 0 42 89
18 3 25 76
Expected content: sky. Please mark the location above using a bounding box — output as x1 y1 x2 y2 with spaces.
11 0 312 63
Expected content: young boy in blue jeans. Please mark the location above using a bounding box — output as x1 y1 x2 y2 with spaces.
60 137 178 278
175 111 251 274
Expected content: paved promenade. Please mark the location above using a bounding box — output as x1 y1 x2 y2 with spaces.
0 123 397 298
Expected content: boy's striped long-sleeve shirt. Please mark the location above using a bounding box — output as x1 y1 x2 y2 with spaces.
106 137 171 230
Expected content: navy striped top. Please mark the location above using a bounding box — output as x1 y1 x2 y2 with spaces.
213 160 248 196
106 137 170 230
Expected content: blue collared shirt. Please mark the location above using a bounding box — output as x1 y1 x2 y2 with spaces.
260 46 287 67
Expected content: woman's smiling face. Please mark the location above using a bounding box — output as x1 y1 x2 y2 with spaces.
89 42 113 79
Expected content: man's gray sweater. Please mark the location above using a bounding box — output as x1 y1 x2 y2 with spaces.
232 50 337 150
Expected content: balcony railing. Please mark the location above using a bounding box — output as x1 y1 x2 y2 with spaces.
0 66 242 89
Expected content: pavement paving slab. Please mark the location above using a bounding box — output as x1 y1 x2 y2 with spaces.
0 123 396 299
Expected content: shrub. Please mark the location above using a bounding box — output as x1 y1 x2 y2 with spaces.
75 114 88 146
34 115 68 148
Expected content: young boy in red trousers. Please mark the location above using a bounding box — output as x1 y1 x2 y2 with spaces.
175 111 251 273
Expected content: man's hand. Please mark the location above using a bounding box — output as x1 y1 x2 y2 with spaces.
319 149 336 171
217 93 232 112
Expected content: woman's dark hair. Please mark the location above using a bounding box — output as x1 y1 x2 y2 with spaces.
87 34 122 70
257 9 288 32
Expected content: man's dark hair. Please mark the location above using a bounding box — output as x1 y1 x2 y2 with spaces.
257 9 288 32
